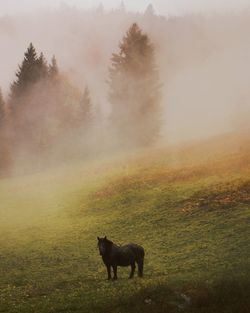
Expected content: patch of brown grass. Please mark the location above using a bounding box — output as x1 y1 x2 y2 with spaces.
184 180 250 211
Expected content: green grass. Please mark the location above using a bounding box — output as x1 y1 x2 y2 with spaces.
0 139 250 313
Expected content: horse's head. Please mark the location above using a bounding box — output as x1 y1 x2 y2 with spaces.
97 236 113 256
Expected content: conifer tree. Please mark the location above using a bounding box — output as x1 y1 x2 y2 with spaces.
10 43 41 100
37 52 49 80
8 44 52 151
118 1 126 13
145 4 155 16
108 23 161 146
78 86 92 128
49 55 59 80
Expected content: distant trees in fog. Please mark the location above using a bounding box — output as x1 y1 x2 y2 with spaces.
77 86 93 129
0 43 96 173
7 43 94 155
109 23 161 147
0 22 161 175
145 4 155 17
10 43 45 100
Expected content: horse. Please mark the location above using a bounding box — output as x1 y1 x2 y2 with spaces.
97 236 145 280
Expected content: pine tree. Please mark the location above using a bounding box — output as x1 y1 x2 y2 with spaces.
145 4 155 16
108 23 161 146
10 43 41 99
118 1 126 13
37 52 49 80
8 44 52 151
78 86 92 128
49 55 59 80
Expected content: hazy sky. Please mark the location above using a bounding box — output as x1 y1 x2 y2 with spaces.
0 0 250 16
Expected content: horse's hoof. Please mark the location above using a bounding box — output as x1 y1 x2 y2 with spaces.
113 277 118 280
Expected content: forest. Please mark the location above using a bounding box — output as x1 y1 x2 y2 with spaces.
0 20 161 176
0 4 250 175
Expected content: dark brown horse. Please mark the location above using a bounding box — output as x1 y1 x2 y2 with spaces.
97 236 145 280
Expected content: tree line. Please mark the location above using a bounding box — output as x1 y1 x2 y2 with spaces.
0 23 161 175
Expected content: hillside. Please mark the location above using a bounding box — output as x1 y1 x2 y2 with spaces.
0 133 249 313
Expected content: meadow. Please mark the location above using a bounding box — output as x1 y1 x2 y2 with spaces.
0 133 249 313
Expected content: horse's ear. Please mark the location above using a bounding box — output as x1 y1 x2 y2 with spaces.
97 236 100 241
104 236 107 240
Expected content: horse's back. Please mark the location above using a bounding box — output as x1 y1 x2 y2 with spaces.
125 243 145 259
109 243 144 267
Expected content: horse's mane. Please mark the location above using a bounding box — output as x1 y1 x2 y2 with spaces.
105 238 113 246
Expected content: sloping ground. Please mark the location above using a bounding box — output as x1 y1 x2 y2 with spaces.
0 134 249 313
184 180 250 211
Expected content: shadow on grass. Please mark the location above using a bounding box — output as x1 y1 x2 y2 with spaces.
95 279 250 313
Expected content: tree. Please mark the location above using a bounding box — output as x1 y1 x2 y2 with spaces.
10 43 41 100
108 23 161 147
8 44 61 153
7 43 84 161
78 86 93 128
37 52 49 80
8 44 48 147
118 1 126 13
145 4 155 17
49 55 59 80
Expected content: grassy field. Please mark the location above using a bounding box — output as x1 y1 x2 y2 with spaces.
0 134 250 313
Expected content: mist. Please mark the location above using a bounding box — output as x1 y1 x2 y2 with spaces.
1 0 250 16
0 3 250 175
1 4 250 313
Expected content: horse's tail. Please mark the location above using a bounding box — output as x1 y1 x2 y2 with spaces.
139 246 145 260
141 247 145 258
137 246 144 277
130 244 144 259
131 244 144 277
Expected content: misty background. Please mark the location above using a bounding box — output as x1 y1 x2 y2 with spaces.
0 0 250 145
1 0 250 15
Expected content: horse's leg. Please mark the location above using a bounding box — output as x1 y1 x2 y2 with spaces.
137 258 144 277
112 265 118 280
106 265 111 280
129 262 136 279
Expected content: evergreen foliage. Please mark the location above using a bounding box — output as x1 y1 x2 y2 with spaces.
8 44 82 153
118 1 126 13
10 43 41 100
49 55 59 80
78 86 93 128
145 4 155 16
37 52 49 80
108 23 161 146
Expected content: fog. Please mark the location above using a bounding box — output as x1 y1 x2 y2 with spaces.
0 3 250 173
1 0 250 16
